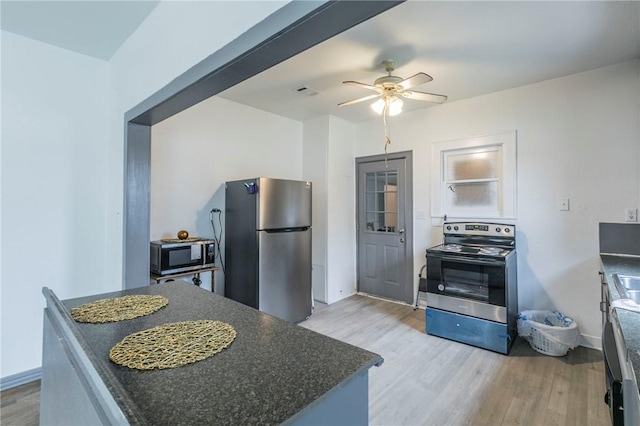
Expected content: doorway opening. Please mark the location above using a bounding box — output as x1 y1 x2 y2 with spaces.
122 1 402 287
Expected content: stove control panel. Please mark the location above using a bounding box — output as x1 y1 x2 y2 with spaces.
444 222 514 238
466 224 489 232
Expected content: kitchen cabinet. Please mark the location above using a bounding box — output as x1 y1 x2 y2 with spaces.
600 255 640 425
40 282 382 425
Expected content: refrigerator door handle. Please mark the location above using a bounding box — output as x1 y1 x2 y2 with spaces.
264 227 311 233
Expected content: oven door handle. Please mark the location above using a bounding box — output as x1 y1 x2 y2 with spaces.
427 254 505 266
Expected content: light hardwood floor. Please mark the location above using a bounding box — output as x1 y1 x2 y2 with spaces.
299 294 609 426
1 294 609 425
1 379 40 425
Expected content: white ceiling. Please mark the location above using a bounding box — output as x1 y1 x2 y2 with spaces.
1 1 639 122
0 1 159 60
220 1 640 122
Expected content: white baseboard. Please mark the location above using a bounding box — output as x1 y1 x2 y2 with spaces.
580 334 601 350
1 367 41 391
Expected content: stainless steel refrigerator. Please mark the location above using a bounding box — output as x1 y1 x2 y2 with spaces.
225 177 312 322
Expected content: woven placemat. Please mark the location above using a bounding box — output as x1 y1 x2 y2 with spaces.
109 320 236 370
70 295 169 323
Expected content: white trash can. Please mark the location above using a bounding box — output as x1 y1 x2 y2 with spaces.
517 310 581 356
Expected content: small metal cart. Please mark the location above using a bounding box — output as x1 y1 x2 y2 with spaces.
151 266 219 292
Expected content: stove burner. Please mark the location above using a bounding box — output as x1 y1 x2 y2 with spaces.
478 246 502 255
441 244 462 252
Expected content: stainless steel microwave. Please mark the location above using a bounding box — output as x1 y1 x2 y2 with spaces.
150 239 215 275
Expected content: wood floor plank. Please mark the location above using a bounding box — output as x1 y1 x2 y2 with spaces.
544 356 572 424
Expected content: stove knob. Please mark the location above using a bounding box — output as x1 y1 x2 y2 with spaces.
437 284 445 292
446 226 451 231
504 227 511 233
495 227 501 233
453 226 459 231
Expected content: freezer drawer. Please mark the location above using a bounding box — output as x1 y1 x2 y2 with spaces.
258 228 312 322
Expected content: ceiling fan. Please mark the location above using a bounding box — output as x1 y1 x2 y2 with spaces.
338 60 447 115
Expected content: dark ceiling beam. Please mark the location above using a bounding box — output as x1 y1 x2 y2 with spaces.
127 1 404 126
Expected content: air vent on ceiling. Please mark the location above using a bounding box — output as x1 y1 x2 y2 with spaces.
293 86 320 97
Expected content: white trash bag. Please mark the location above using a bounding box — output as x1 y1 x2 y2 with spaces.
517 310 581 356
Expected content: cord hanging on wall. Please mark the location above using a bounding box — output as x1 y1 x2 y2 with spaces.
210 208 225 274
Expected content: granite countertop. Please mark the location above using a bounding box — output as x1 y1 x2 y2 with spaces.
600 254 640 389
54 282 383 425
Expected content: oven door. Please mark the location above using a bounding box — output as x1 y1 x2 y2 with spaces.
427 254 506 305
426 253 507 322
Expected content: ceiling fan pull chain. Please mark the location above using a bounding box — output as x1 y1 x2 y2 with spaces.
382 101 392 167
384 136 391 167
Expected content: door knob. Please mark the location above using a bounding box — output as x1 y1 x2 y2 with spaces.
400 238 405 243
398 228 405 235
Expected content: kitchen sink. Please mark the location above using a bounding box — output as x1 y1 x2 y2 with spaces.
613 274 640 304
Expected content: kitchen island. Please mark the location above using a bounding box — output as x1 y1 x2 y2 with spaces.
41 282 382 425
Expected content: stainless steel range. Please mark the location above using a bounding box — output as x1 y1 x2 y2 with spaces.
425 222 518 354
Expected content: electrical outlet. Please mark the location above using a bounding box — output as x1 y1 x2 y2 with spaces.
626 208 638 222
559 198 570 211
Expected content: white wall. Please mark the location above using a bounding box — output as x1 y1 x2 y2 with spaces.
105 0 288 287
1 1 288 381
302 116 358 304
303 116 329 302
354 60 640 347
150 96 303 293
1 31 110 377
325 116 357 303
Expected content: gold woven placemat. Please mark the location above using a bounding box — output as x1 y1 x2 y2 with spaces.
109 320 236 370
70 295 169 323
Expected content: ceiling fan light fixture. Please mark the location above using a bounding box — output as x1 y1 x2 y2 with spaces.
388 97 403 116
370 98 386 114
371 96 403 116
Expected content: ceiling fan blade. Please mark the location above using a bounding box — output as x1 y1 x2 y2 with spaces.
343 81 379 91
338 93 381 107
401 90 447 104
398 73 433 90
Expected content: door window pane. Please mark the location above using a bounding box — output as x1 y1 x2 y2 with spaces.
364 171 399 233
366 212 376 231
386 172 398 186
366 174 376 191
366 192 376 211
384 213 397 232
